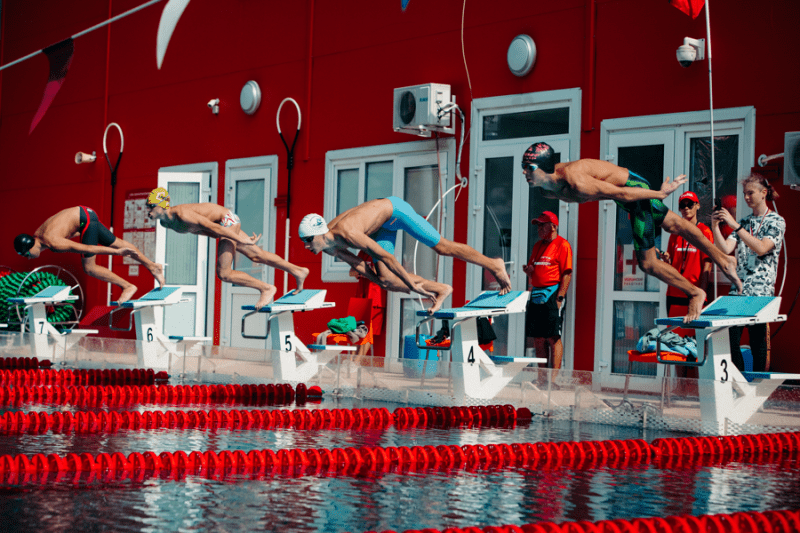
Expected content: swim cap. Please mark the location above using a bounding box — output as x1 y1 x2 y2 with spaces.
14 234 35 256
522 142 556 174
298 213 329 239
147 187 170 208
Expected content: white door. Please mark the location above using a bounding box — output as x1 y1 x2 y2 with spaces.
155 171 211 337
597 131 675 388
472 138 571 359
221 156 278 348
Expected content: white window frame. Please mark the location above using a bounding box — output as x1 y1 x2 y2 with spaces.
322 138 457 282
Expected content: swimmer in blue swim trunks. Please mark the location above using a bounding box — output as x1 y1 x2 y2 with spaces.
146 188 309 310
521 142 742 323
298 197 513 313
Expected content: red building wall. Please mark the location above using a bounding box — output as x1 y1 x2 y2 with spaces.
1 0 798 370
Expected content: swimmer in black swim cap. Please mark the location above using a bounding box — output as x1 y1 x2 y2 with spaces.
13 233 37 258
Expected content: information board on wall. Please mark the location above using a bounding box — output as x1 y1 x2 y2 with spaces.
122 190 156 271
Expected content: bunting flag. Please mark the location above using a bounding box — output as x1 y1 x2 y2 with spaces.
402 0 411 9
29 38 74 134
156 0 192 69
669 0 705 18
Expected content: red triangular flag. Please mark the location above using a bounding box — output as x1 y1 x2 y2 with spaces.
669 0 705 18
30 38 74 134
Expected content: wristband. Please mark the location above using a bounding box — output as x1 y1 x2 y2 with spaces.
734 225 744 233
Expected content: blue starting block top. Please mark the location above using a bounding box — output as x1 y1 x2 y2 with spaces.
655 296 784 328
417 291 528 319
7 285 74 304
114 286 183 308
242 289 332 313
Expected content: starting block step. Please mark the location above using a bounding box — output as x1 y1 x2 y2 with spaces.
742 371 800 383
7 285 76 305
489 355 546 364
656 296 785 329
417 291 529 319
242 289 332 313
307 344 357 352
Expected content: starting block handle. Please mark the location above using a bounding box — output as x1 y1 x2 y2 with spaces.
108 306 135 332
241 308 271 340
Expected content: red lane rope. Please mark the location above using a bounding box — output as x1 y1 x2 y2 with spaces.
343 509 800 533
0 382 317 407
0 432 798 484
0 367 157 386
0 357 42 370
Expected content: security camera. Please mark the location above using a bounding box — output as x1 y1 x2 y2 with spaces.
676 37 705 68
207 98 219 115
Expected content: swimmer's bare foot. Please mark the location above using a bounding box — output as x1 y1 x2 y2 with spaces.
117 285 138 305
150 263 166 288
254 285 278 310
428 284 453 314
489 257 512 295
721 257 743 293
293 267 310 292
684 289 706 324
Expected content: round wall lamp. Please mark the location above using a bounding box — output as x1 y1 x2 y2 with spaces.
240 80 262 115
507 34 536 77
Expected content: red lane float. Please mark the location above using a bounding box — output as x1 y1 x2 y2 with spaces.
0 382 314 407
343 509 800 533
0 357 41 370
0 368 156 387
391 405 532 429
2 432 799 484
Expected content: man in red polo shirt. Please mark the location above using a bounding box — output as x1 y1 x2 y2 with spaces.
523 211 573 379
661 191 713 330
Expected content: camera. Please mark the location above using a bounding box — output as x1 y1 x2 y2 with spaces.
676 38 705 68
676 44 697 68
714 197 722 211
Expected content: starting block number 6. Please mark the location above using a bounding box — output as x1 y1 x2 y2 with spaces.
147 328 154 343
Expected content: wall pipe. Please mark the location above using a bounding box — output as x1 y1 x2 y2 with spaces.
303 0 315 163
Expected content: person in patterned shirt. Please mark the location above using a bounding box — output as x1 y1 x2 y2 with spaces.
712 174 786 372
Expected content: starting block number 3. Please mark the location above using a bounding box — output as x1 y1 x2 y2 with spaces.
720 359 728 382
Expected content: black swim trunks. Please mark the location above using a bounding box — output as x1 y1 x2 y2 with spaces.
79 206 116 257
613 171 669 251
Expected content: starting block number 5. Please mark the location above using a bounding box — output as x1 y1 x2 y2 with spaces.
284 335 293 351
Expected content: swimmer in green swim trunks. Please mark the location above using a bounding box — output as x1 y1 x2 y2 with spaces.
521 142 742 323
146 188 308 310
298 197 513 314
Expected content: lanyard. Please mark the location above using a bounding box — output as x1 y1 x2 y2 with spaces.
749 209 769 239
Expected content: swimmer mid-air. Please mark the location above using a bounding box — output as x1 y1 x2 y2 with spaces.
146 187 308 310
13 206 165 304
521 142 742 323
298 196 512 314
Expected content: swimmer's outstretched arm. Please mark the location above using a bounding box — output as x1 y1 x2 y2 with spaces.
174 208 253 245
331 248 386 288
573 173 686 202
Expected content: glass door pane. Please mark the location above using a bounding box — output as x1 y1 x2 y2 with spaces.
234 178 265 281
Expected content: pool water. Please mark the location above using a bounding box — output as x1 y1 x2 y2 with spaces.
1 397 799 532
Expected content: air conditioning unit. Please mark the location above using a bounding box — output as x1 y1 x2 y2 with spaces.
784 131 800 187
393 83 455 137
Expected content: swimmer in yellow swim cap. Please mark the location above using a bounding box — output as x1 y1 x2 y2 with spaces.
147 187 170 209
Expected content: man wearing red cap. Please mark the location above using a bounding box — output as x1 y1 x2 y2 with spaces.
523 211 572 379
661 191 713 320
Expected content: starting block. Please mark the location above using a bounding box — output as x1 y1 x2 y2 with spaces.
6 285 98 360
416 291 546 402
241 290 335 382
655 296 798 431
109 286 209 369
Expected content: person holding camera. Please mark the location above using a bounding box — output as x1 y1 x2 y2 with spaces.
712 174 785 372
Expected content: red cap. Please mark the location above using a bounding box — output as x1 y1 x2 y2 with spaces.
531 211 558 225
679 191 699 203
